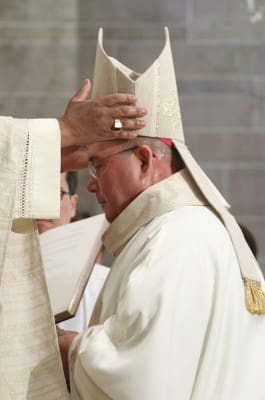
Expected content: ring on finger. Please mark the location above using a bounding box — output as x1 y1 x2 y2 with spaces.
111 118 123 131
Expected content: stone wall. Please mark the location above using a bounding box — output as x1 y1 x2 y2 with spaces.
0 0 264 270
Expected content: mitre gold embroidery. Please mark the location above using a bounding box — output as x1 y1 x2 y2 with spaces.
163 92 181 129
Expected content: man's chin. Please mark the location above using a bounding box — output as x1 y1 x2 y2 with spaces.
101 207 114 223
103 207 122 224
97 202 123 223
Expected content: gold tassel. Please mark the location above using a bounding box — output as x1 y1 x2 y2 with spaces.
244 279 265 315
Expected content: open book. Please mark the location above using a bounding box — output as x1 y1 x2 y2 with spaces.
39 214 109 323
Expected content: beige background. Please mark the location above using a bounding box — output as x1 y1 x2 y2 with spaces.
0 0 264 271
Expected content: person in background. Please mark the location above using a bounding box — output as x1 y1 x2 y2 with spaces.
37 171 79 234
37 171 109 333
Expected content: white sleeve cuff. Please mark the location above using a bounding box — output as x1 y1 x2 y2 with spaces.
29 119 61 218
12 118 61 220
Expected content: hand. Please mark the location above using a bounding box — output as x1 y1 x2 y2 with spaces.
59 78 147 147
57 328 78 387
61 145 89 171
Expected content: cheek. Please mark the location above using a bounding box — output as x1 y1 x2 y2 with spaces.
113 173 141 206
60 202 74 223
98 160 142 208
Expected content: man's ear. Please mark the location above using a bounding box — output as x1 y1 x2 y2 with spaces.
134 145 153 175
70 194 79 218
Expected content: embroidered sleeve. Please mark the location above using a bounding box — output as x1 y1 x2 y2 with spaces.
12 118 61 220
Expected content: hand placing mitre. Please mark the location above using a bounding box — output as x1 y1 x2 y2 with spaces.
59 78 147 148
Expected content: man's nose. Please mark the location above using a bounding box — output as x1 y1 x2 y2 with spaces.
87 176 97 192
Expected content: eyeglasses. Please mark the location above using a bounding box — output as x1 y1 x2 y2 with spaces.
88 145 138 179
60 190 70 200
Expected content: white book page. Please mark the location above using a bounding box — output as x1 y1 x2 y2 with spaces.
39 214 108 320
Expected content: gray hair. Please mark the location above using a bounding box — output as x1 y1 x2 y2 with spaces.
132 136 185 171
113 136 184 171
133 137 173 158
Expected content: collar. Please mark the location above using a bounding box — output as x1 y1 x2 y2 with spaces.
103 168 208 257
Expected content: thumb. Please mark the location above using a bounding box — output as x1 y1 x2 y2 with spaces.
72 78 91 102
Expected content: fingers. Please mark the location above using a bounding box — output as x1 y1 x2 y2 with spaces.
100 93 138 107
118 130 139 139
107 121 145 140
108 105 147 136
72 78 91 102
118 118 146 131
110 106 147 136
92 101 147 139
61 82 148 146
113 105 147 118
100 94 148 123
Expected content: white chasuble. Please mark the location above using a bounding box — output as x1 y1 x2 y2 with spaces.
0 117 69 399
70 170 265 400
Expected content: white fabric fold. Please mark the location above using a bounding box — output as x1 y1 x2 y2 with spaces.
70 170 265 400
0 116 69 399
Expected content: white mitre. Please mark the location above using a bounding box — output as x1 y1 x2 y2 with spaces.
92 27 265 315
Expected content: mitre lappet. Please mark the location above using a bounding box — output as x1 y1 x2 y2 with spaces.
92 26 265 315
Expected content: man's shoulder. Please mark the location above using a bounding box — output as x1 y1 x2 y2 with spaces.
156 205 223 230
148 205 231 248
123 205 233 264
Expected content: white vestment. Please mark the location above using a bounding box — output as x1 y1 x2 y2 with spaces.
1 116 265 399
70 170 265 400
0 117 69 399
